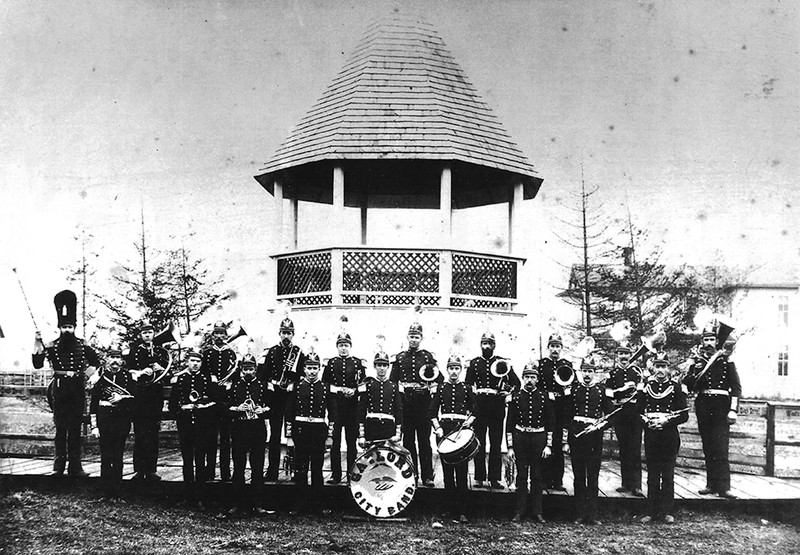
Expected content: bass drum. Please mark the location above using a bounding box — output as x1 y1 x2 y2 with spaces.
349 440 417 518
437 428 480 466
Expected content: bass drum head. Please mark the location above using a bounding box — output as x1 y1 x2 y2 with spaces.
350 440 417 518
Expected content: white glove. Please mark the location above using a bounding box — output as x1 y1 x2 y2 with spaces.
727 410 738 425
542 445 552 459
91 427 100 439
358 437 367 449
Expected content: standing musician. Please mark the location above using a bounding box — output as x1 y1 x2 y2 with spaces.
539 333 574 491
430 355 477 523
683 325 741 499
89 343 134 497
358 351 403 445
170 348 218 508
258 317 306 481
32 290 100 477
566 354 613 525
465 331 520 490
639 353 689 523
128 319 170 481
390 322 441 488
506 362 554 523
285 354 337 515
226 353 272 516
202 321 238 482
322 332 365 484
606 341 645 497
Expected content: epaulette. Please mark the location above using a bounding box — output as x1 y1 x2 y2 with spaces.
359 358 368 367
45 340 56 348
393 353 402 362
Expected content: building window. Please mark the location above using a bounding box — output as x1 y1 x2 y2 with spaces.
778 347 789 377
778 296 789 327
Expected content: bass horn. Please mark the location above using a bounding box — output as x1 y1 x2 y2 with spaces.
629 329 667 367
419 363 440 383
490 358 511 379
226 325 248 346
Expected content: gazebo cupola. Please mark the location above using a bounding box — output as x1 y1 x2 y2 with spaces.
255 11 543 334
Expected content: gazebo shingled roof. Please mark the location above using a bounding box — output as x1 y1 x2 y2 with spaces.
255 11 542 201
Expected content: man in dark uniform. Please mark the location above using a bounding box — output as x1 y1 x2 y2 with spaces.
465 331 520 490
322 332 365 484
605 342 645 497
538 333 574 491
33 290 100 477
431 355 477 523
358 351 403 445
258 317 306 481
89 343 135 497
506 362 554 523
202 321 238 481
683 326 741 499
128 319 170 481
566 355 613 525
226 353 272 516
390 322 441 487
170 348 218 508
285 353 336 515
639 352 689 523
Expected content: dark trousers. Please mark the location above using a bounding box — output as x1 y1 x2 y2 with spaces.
208 410 232 480
177 412 214 500
231 419 266 509
53 410 84 474
364 418 396 443
401 391 433 482
473 396 504 483
441 419 469 515
266 389 288 480
133 416 161 476
613 406 642 490
544 397 570 488
293 422 327 512
513 431 546 516
97 409 131 492
329 396 358 481
695 395 731 492
569 426 603 520
644 427 680 517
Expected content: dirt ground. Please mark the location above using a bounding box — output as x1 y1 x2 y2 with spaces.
1 485 798 555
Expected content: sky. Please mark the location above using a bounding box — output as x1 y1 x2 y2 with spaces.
0 0 798 369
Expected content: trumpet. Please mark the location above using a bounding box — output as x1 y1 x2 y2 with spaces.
642 408 690 430
277 345 301 390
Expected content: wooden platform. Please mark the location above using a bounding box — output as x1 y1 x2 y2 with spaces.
2 448 799 506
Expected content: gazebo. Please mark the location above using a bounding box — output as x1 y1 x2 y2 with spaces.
254 11 543 356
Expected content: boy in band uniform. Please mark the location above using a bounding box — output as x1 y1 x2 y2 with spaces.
358 352 403 446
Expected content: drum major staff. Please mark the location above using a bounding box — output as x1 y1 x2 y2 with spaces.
32 290 100 477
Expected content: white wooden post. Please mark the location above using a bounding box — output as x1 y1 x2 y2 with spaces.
274 179 284 250
440 165 452 246
508 181 523 254
439 250 452 309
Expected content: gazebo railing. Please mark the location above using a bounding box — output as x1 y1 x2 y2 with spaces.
274 247 524 312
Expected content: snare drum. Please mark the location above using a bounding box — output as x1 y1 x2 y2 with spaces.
349 440 417 518
437 428 480 466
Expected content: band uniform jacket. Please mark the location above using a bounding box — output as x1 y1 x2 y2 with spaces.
465 355 521 401
389 349 442 400
202 345 237 384
683 350 742 399
607 362 645 407
169 371 219 422
90 368 135 418
506 387 555 434
567 380 613 433
227 375 272 421
358 378 403 424
322 355 366 398
285 379 338 425
128 341 170 418
429 381 478 430
638 380 690 430
539 357 575 400
33 336 100 415
258 343 306 391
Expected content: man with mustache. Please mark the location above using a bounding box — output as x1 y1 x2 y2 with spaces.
33 290 100 477
202 321 238 482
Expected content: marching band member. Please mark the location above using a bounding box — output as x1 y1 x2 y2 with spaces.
170 348 218 508
639 353 689 523
128 319 169 481
465 331 519 489
390 322 441 488
258 317 306 481
226 354 272 516
606 341 645 497
32 290 100 477
285 353 337 515
202 321 238 482
358 351 403 445
322 331 365 484
567 354 613 525
539 333 573 491
506 362 554 523
430 355 477 523
89 343 134 497
683 325 741 499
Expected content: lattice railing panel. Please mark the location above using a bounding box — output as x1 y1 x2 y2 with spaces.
343 294 440 306
277 252 332 295
452 254 517 298
451 298 514 310
343 251 439 293
285 295 333 306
